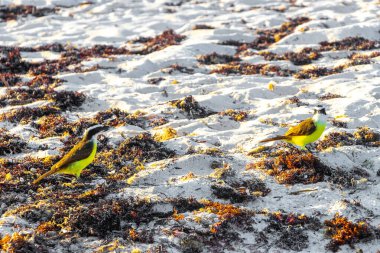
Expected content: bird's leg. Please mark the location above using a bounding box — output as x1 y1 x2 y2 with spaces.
294 144 305 151
60 174 73 182
71 177 78 184
71 176 85 184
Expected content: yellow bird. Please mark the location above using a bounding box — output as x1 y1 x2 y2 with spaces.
33 125 109 184
259 107 327 150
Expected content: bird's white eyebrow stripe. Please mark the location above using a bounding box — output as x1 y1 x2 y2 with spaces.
87 124 105 131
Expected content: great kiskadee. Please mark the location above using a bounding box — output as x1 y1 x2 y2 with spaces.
259 107 327 150
33 125 109 184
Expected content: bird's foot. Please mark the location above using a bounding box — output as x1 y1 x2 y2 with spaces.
294 145 312 153
304 145 313 153
72 176 85 184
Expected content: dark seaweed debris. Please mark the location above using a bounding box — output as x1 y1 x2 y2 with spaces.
0 157 54 194
246 147 330 185
0 47 30 74
93 132 175 176
192 24 214 30
32 114 70 138
316 127 380 150
285 96 308 107
0 5 59 22
263 212 322 251
170 95 215 119
26 75 64 89
0 128 27 155
147 77 165 84
0 106 61 124
318 93 343 101
211 62 294 76
324 214 375 252
50 197 202 237
94 108 147 128
294 66 343 79
131 29 186 55
218 40 246 47
258 48 321 65
211 183 253 203
320 37 380 51
219 109 248 121
0 73 21 86
0 232 46 253
0 88 46 106
329 119 348 128
117 132 176 162
197 52 240 65
0 46 72 75
48 90 86 110
0 88 86 110
33 108 158 139
162 64 194 74
1 30 186 76
238 17 310 51
211 176 270 203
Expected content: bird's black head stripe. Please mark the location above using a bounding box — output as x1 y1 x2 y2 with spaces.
85 125 109 139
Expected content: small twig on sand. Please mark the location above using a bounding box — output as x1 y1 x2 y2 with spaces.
289 188 318 195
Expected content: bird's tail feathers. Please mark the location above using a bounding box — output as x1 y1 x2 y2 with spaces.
32 169 55 185
259 135 289 143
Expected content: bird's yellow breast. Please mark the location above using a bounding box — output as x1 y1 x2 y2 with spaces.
288 122 326 148
58 141 97 178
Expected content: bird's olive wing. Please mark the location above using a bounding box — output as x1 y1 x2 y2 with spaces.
285 118 316 136
52 140 94 170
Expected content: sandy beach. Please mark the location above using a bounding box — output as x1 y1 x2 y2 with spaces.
0 0 379 252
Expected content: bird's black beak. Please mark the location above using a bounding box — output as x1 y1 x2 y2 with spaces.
319 108 327 115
